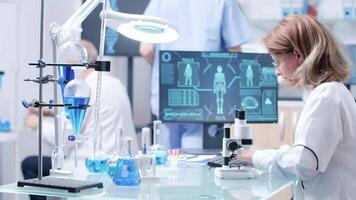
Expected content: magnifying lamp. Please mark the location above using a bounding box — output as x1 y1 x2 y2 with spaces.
105 10 179 43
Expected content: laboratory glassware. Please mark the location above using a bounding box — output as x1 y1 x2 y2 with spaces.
57 28 87 115
106 127 123 177
85 126 109 173
113 136 141 186
149 121 168 165
64 67 91 167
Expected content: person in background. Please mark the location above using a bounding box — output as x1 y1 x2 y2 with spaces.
22 40 137 200
139 0 252 149
238 15 356 199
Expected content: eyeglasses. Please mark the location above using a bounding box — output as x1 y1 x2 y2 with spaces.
272 60 280 68
272 54 289 68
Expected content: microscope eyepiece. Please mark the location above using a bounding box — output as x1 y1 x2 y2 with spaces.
235 109 245 120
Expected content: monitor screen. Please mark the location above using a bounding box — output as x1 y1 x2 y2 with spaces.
159 51 278 123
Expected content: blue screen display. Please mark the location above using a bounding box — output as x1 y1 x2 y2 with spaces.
159 51 278 123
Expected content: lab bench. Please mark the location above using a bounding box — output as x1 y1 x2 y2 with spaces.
0 163 296 200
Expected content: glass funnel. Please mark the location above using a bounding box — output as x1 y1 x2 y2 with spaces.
113 136 141 186
57 28 87 116
63 67 90 140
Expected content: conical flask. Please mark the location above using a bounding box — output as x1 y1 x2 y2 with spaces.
63 67 91 140
113 137 141 186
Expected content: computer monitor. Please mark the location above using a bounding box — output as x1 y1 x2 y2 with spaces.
159 51 278 124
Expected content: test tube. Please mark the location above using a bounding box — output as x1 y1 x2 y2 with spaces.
141 127 151 154
153 120 161 145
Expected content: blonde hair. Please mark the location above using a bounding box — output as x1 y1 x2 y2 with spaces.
263 15 351 88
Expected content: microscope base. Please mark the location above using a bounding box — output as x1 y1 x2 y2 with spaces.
214 166 261 179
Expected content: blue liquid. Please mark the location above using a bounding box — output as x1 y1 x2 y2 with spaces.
58 66 74 115
64 96 90 134
151 151 168 166
85 158 108 173
113 159 140 186
0 120 10 132
106 163 116 177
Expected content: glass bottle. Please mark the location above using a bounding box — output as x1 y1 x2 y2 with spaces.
113 136 141 186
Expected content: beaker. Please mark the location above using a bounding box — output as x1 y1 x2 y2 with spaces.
113 137 141 186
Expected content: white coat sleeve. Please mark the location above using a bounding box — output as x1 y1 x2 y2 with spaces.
253 92 342 181
253 145 319 180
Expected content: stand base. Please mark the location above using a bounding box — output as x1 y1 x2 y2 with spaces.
214 166 261 179
17 177 103 193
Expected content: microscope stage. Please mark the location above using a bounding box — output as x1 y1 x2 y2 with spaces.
214 166 261 179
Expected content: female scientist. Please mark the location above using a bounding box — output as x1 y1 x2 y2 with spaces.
238 15 356 199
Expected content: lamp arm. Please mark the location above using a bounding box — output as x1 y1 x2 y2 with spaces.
62 0 100 31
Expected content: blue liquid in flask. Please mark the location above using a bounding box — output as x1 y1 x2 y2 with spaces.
64 96 90 134
58 66 74 115
85 158 108 173
113 159 141 186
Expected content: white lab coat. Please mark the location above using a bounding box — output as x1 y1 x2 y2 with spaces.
42 71 138 172
253 82 356 200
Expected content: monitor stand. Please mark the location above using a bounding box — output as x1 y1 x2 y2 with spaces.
202 123 224 149
182 123 224 155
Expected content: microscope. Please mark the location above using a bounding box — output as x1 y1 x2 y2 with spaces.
214 110 261 179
